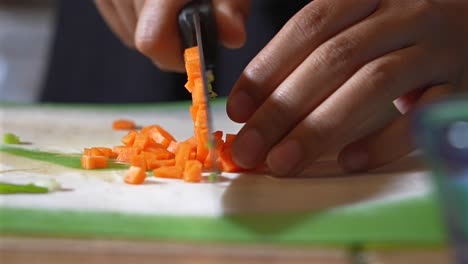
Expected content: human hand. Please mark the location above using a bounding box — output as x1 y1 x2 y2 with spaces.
226 0 468 176
94 0 250 72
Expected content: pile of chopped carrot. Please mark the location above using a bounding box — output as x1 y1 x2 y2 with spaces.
81 46 242 184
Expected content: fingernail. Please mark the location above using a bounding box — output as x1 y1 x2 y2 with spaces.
227 90 256 122
340 151 368 172
267 140 303 176
232 128 264 169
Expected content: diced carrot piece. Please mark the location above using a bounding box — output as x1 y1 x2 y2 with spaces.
143 148 174 160
192 78 207 105
148 125 176 148
189 150 197 160
195 105 208 129
147 159 176 170
185 80 194 93
116 147 140 163
131 154 147 170
224 134 236 149
184 46 200 63
184 160 202 183
124 166 147 185
84 147 114 158
81 155 108 169
141 125 158 134
121 130 138 146
133 132 150 150
195 128 209 163
217 148 242 172
213 131 223 141
112 119 136 130
113 145 129 156
175 142 193 168
95 147 115 158
153 166 183 179
84 148 92 156
167 141 179 154
189 105 198 122
183 136 197 147
185 62 201 79
204 137 224 169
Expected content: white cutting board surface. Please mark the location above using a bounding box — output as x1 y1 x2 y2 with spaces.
0 103 432 216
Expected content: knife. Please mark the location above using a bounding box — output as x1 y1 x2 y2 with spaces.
178 0 219 177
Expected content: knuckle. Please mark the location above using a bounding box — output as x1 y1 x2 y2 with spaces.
286 2 330 44
302 111 336 146
135 35 157 57
361 59 397 98
266 90 296 123
316 35 358 68
411 0 444 27
257 90 298 140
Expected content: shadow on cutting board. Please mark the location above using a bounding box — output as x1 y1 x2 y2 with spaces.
220 155 427 236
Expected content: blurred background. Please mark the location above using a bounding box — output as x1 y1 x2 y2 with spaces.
0 0 309 104
0 0 54 102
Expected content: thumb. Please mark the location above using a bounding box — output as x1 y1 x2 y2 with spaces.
213 0 251 49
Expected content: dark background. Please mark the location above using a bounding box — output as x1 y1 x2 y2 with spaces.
41 0 310 103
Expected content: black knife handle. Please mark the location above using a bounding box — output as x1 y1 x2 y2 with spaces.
178 0 217 71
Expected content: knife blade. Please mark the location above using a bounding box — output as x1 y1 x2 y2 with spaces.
178 0 219 177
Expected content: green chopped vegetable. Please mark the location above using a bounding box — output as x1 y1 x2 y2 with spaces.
34 179 61 192
208 173 217 182
2 133 20 144
0 183 48 194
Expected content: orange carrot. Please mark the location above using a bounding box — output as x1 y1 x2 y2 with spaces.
183 136 197 147
116 147 140 163
184 46 200 62
192 78 207 105
147 159 176 170
167 141 179 154
213 131 223 141
175 142 193 168
153 166 183 179
81 155 108 169
189 105 198 122
204 137 224 169
224 134 236 149
124 166 147 185
133 132 151 150
95 147 115 158
195 128 209 163
112 119 136 130
121 130 138 146
131 154 147 170
143 148 174 160
113 145 129 156
217 148 242 172
148 125 176 148
183 160 202 183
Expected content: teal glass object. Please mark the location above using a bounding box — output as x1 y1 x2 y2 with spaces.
414 97 468 263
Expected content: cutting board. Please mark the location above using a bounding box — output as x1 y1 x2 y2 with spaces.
0 101 446 248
